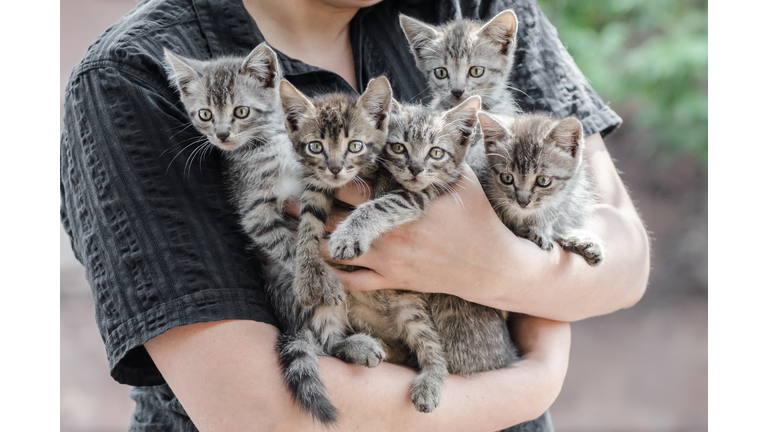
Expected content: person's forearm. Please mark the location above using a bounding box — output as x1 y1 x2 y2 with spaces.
145 319 569 432
477 133 649 321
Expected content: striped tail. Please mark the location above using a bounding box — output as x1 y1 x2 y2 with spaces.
278 328 339 425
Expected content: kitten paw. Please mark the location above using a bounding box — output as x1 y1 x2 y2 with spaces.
559 231 604 266
333 333 386 367
516 227 555 251
410 374 444 413
295 264 346 307
328 230 369 260
574 242 604 266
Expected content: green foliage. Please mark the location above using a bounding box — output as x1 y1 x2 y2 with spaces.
538 0 708 165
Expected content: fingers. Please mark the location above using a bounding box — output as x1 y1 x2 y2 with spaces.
331 267 391 292
335 180 372 207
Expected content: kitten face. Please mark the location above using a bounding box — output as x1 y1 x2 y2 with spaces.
383 96 481 192
163 43 282 151
478 112 584 212
399 10 517 110
280 77 392 188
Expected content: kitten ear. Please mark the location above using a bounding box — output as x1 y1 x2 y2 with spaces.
443 95 481 147
477 111 509 154
358 76 393 131
163 48 201 97
478 9 518 56
279 80 314 134
547 116 584 158
399 14 440 66
241 42 281 88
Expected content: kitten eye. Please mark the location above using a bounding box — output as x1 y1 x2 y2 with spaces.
499 173 514 185
234 106 250 119
469 66 485 78
434 67 449 79
428 147 445 159
348 140 364 153
307 141 324 154
390 143 406 154
198 109 212 121
536 175 552 187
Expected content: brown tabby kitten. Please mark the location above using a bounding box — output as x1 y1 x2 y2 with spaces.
277 77 393 424
328 97 518 415
476 111 605 265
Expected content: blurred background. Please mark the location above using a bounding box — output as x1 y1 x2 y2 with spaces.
60 0 708 430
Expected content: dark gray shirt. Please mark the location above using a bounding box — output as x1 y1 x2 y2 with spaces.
60 0 620 429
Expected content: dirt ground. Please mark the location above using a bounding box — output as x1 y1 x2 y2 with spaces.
60 1 707 430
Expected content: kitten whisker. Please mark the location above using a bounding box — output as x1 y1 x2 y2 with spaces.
165 136 209 174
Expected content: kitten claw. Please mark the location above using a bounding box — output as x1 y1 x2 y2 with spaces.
328 232 367 260
558 233 604 266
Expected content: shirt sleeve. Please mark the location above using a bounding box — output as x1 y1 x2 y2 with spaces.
483 0 623 137
60 62 279 386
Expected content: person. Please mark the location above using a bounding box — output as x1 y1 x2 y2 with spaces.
59 0 649 430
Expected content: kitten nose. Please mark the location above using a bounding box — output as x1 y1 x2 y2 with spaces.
516 196 531 207
328 166 342 175
216 131 230 141
409 165 424 177
451 89 465 99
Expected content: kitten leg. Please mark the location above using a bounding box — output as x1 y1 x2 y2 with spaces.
396 294 449 413
558 229 605 266
311 303 385 368
514 225 556 251
329 189 429 260
295 185 345 307
240 191 296 263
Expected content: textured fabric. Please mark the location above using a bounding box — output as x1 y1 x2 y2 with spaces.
60 0 620 429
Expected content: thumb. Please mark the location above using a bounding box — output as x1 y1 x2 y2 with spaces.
333 267 391 292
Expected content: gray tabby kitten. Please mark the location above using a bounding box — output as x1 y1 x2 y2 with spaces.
476 112 605 265
328 97 518 415
163 43 306 332
399 9 519 116
277 77 393 424
164 44 374 425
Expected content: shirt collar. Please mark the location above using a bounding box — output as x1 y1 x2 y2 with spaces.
193 0 369 93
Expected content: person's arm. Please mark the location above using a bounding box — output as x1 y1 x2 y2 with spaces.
145 315 570 432
324 132 649 322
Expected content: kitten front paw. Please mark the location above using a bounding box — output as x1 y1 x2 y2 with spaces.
328 229 370 260
515 227 555 251
559 232 604 266
333 333 386 367
410 373 444 413
294 263 346 307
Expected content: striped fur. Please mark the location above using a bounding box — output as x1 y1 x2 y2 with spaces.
476 111 604 265
165 45 344 423
276 77 394 424
399 10 520 116
327 96 519 414
164 43 306 333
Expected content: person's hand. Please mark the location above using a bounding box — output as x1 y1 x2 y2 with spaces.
316 164 549 308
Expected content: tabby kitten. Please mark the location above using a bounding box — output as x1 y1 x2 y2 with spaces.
277 77 393 424
163 43 307 332
399 9 519 116
476 112 604 265
327 97 518 415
